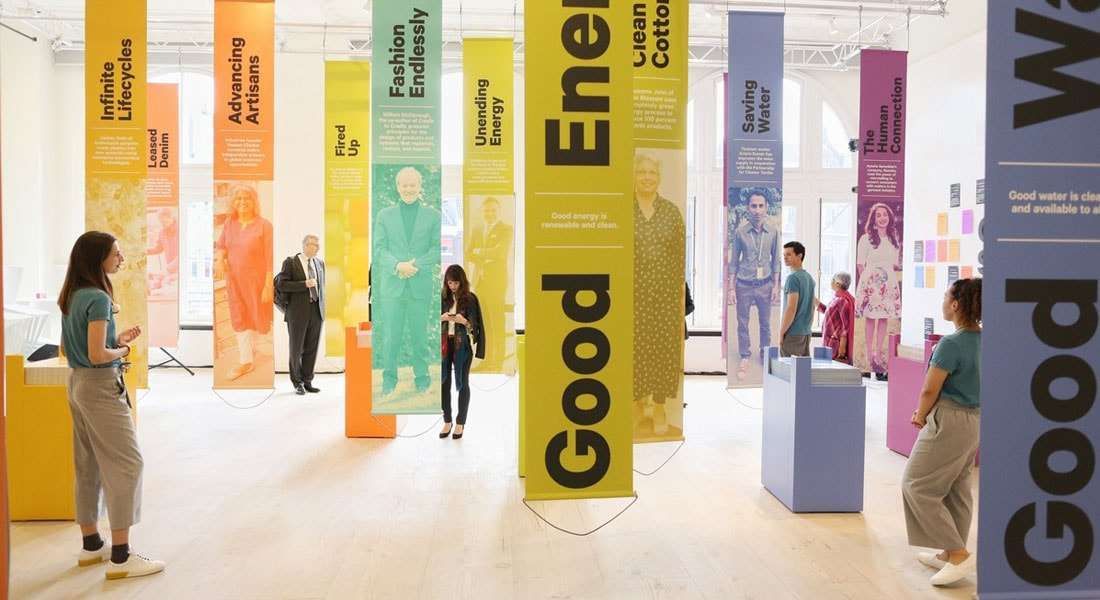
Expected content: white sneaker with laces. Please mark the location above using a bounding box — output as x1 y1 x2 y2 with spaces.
917 551 947 570
930 554 976 586
77 545 111 567
105 552 166 580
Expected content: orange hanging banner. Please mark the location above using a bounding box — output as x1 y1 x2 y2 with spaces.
146 83 180 348
213 0 276 389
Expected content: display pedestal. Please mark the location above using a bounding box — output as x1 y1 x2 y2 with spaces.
5 355 75 520
344 324 396 438
761 347 866 513
886 334 940 457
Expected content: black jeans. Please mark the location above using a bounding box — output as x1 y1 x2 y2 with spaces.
288 303 323 385
441 334 473 425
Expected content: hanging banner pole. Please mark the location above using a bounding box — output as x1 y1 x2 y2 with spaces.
212 0 275 389
324 61 371 357
724 11 784 389
369 0 443 414
524 0 634 501
146 83 180 349
853 50 907 377
463 37 516 376
981 2 1099 597
86 0 149 388
631 0 687 442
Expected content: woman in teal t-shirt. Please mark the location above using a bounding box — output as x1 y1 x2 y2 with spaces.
58 231 164 580
901 278 982 588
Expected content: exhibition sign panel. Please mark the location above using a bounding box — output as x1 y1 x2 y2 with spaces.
212 0 275 389
980 2 1100 597
324 61 371 357
724 11 784 389
631 0 687 442
854 50 907 375
85 0 149 387
369 0 442 414
524 0 634 501
146 83 180 349
463 37 516 376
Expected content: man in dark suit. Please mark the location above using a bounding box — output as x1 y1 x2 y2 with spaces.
466 196 513 370
276 234 325 395
372 166 442 396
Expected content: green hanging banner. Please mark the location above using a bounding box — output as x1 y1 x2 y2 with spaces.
370 0 443 414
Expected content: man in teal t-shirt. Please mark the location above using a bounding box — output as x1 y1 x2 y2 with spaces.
779 241 816 357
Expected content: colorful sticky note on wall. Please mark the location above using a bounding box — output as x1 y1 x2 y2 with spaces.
915 266 925 288
949 239 961 262
914 240 924 263
937 240 948 262
961 266 973 279
925 266 937 289
962 210 974 234
937 213 949 236
948 266 960 282
925 240 936 262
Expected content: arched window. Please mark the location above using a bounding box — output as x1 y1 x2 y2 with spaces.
149 71 214 165
441 71 463 166
822 101 853 169
783 77 801 169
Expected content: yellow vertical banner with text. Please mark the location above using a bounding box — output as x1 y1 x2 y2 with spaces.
631 0 687 443
213 0 275 389
463 38 515 375
524 1 634 500
86 0 148 388
146 83 180 349
325 61 371 357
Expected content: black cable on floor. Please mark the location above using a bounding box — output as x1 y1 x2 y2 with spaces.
724 387 762 411
212 388 276 410
633 440 686 476
396 415 445 438
470 373 516 393
522 493 639 537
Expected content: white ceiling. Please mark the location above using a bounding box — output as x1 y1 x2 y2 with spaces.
0 0 979 66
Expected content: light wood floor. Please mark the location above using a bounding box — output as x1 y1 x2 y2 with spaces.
10 372 978 599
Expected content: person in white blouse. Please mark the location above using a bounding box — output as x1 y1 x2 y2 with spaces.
854 203 902 377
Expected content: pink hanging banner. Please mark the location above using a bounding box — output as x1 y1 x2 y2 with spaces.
854 50 907 375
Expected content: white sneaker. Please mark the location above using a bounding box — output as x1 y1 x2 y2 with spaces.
930 554 976 586
917 551 947 570
77 545 111 567
105 552 165 580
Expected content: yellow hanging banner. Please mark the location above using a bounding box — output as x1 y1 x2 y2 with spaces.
631 0 688 443
463 38 515 375
324 61 371 356
85 0 148 388
523 0 634 501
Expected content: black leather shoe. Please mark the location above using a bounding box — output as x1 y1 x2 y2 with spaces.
304 384 321 393
294 383 306 395
439 424 453 439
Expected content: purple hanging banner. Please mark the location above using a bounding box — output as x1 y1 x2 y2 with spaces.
724 11 783 389
853 50 907 376
981 1 1099 597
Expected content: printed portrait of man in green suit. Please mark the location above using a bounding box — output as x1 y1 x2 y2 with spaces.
372 166 442 399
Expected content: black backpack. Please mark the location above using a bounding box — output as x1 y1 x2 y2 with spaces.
273 268 291 314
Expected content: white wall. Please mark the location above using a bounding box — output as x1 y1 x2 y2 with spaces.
901 27 986 344
1 29 53 301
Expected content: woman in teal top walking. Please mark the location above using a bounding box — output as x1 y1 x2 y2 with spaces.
59 231 164 580
901 278 982 588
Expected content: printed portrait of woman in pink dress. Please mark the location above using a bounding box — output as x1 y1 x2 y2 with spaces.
215 184 273 381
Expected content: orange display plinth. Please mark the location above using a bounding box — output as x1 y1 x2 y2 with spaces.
345 324 396 438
